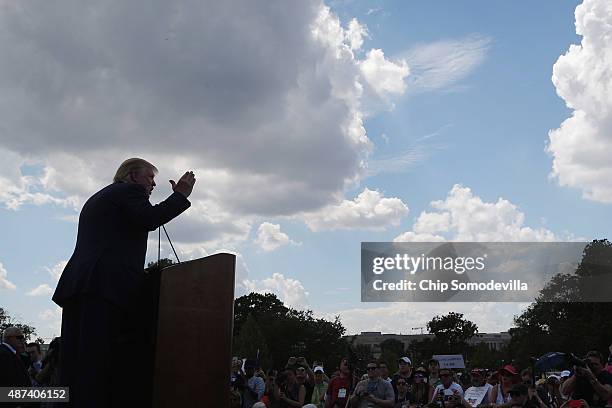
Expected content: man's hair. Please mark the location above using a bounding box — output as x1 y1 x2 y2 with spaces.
113 158 158 183
1 326 21 342
368 360 379 367
586 350 604 364
26 342 41 353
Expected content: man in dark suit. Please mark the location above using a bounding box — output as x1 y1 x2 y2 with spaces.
52 158 196 407
0 326 31 387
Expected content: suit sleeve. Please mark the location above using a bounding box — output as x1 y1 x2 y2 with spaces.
120 184 191 231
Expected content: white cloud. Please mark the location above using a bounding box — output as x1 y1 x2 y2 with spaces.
243 273 309 308
395 184 556 242
0 1 410 248
255 222 297 252
360 49 410 96
46 260 68 281
0 261 16 290
26 284 53 296
346 18 368 51
402 34 491 92
38 307 62 336
304 188 409 231
326 302 528 335
548 0 612 203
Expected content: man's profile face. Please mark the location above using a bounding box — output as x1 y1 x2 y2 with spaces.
5 331 26 353
131 167 156 196
379 363 388 377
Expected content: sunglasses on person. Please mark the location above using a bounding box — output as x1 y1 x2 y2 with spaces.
367 366 378 371
9 335 25 340
397 381 407 386
440 373 451 378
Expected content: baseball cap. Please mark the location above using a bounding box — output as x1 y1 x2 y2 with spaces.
313 366 325 373
399 357 412 365
500 364 518 376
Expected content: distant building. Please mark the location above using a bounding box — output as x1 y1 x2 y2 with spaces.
344 331 510 358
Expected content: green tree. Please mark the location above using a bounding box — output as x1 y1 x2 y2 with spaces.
0 307 38 342
146 257 175 271
427 312 478 354
232 293 346 369
234 313 271 367
507 240 612 368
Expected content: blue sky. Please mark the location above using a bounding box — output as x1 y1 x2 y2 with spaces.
1 0 611 341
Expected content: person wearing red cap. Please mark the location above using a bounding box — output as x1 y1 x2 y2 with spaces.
490 365 519 405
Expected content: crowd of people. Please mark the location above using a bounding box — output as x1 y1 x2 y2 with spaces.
229 349 612 408
1 325 611 408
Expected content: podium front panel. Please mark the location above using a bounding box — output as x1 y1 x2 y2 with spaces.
153 253 235 408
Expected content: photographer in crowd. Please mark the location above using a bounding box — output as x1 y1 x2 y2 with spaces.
350 361 395 408
275 367 305 407
560 351 612 408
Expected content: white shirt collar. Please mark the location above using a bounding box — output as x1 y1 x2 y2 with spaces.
1 342 17 354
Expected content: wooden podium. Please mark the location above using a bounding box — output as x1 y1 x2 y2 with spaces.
152 253 235 407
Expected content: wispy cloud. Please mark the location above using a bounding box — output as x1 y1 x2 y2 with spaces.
367 124 453 176
402 34 491 92
365 7 383 16
366 148 429 176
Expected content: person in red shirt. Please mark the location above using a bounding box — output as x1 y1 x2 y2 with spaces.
326 358 355 408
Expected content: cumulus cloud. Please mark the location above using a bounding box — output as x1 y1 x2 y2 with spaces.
243 273 309 308
0 261 16 290
304 188 409 231
360 49 410 96
0 1 413 249
345 18 368 51
255 222 297 251
402 34 491 92
548 0 612 202
26 284 53 296
395 184 556 242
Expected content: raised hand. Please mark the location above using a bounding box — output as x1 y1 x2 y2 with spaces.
169 171 196 198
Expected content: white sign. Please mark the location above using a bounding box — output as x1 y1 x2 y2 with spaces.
464 386 490 407
432 354 465 369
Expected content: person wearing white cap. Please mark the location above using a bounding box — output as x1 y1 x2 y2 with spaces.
311 366 328 408
392 357 414 396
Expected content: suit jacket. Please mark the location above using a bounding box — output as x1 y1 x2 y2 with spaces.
52 182 191 308
0 344 31 386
